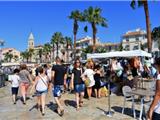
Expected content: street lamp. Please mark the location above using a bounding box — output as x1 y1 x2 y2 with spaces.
0 40 5 62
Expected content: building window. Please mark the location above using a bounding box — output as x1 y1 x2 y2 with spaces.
125 45 129 50
85 43 88 46
136 37 139 41
126 37 129 42
133 45 139 50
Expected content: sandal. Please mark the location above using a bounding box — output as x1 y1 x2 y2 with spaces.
42 111 45 116
79 101 83 107
76 106 80 111
59 109 64 116
57 108 64 117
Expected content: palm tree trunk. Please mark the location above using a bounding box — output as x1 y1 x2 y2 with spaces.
40 56 42 63
52 46 54 61
74 34 76 60
50 51 52 63
67 46 69 63
92 23 97 53
56 44 59 57
143 1 152 53
47 54 48 63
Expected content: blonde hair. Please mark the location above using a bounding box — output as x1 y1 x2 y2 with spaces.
86 59 94 69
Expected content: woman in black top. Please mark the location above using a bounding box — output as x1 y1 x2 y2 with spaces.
93 65 102 98
71 59 85 111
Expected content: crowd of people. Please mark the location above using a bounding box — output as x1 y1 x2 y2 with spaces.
7 56 160 119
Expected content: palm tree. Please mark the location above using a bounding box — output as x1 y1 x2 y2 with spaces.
83 6 107 53
38 48 43 63
64 36 72 63
28 48 34 62
82 45 93 54
20 52 26 62
21 51 30 63
51 32 64 58
118 43 124 51
69 10 84 59
4 52 13 62
130 0 152 53
13 55 19 62
43 43 52 62
152 26 160 51
4 52 9 62
96 46 106 53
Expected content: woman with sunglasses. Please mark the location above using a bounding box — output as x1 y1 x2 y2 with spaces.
71 59 85 111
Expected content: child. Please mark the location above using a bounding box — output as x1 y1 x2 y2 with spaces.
8 69 20 104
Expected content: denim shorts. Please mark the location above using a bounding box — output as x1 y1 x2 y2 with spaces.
52 85 64 97
74 84 85 93
35 89 48 96
11 87 19 95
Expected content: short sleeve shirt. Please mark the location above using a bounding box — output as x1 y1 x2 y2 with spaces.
19 70 30 83
52 64 66 85
8 74 20 87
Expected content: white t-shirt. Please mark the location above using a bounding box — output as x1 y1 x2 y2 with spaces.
36 75 48 92
154 74 160 114
8 74 20 88
83 69 95 87
47 68 52 81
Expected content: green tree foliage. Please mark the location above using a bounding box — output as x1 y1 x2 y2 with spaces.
43 43 52 62
83 6 107 53
4 52 13 62
51 32 64 57
152 26 160 50
130 0 152 52
69 10 84 59
64 36 72 62
21 51 30 63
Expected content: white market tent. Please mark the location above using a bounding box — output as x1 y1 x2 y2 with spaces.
87 50 152 59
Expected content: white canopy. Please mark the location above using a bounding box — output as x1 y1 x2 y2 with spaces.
87 50 152 59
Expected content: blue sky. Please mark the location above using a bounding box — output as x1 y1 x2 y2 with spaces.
0 1 160 51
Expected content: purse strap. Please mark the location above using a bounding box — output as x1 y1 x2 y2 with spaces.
39 75 48 88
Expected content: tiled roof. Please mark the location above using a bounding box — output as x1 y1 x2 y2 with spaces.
123 31 145 37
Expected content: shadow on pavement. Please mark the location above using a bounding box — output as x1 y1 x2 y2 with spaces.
96 107 107 114
46 102 58 113
29 104 38 111
111 106 139 118
64 99 76 108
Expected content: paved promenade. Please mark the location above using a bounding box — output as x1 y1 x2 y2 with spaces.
0 82 143 120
